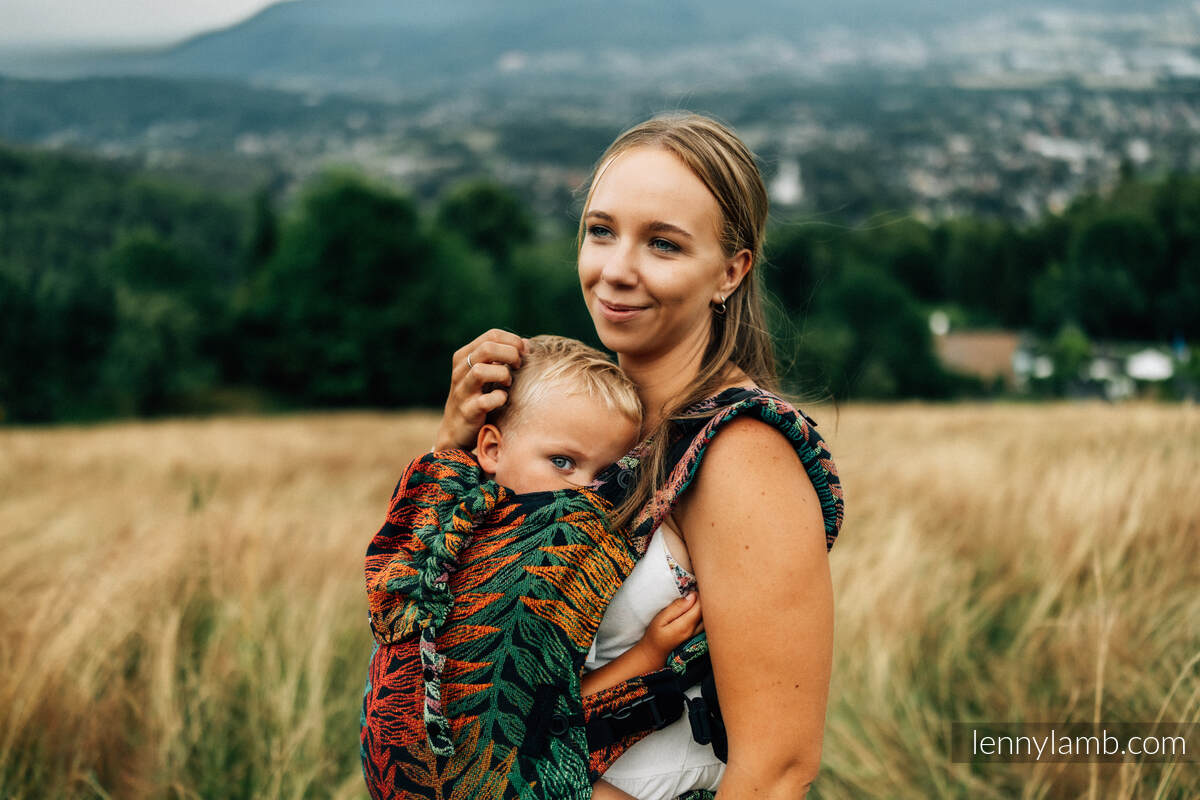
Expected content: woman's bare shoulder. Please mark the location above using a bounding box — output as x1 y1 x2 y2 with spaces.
704 412 806 466
678 413 820 531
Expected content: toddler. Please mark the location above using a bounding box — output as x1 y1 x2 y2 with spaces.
477 335 702 800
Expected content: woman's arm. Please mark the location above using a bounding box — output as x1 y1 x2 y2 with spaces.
675 416 833 800
433 329 526 450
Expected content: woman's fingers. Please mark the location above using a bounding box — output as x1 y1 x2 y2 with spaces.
462 362 513 393
457 328 524 356
467 339 524 372
472 387 510 417
456 330 525 374
436 330 526 450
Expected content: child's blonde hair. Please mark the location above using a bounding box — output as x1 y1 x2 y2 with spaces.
490 335 642 432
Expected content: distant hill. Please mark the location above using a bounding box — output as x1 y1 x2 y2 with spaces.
3 0 1188 95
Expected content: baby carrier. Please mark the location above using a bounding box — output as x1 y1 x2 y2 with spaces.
360 388 844 800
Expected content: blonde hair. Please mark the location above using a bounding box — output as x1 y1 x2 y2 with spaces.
489 335 642 432
576 113 779 530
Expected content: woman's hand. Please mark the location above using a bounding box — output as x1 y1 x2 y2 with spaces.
433 330 527 451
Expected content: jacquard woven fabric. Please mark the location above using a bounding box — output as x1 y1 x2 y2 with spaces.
361 450 638 800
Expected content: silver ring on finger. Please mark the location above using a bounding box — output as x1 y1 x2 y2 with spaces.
466 353 474 369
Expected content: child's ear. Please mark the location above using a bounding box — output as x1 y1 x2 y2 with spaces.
476 424 502 474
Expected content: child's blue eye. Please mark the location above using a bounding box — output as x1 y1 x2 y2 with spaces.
549 455 575 471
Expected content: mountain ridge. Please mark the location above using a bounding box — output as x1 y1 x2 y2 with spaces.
1 0 1191 95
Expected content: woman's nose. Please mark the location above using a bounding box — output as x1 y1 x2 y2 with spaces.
599 242 638 287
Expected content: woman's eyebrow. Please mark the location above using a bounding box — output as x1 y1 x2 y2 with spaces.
646 221 693 240
586 210 693 240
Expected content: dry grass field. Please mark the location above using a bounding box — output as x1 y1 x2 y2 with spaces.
0 403 1197 799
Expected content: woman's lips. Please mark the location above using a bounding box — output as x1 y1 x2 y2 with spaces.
597 299 648 322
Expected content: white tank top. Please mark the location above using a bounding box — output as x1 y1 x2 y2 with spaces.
584 526 725 797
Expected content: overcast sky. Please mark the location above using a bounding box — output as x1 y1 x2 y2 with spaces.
0 0 287 46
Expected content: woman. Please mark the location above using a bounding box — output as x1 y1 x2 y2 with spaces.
435 113 842 799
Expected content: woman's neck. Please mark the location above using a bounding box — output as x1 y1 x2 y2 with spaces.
621 358 698 433
619 337 750 432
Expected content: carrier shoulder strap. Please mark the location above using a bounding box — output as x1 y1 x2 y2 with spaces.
642 387 843 553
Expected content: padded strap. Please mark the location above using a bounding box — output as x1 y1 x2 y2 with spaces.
629 389 843 556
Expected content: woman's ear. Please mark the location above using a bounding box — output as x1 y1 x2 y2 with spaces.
715 248 753 303
476 424 503 474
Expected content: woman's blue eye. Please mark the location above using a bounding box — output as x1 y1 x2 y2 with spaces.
587 225 612 239
549 455 575 471
650 238 680 253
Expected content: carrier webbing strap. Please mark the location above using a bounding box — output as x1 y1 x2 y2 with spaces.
585 670 687 750
584 651 729 760
584 632 718 780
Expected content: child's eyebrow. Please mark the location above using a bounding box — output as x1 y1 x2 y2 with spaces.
547 440 590 460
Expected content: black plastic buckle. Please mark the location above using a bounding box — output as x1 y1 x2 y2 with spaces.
646 694 671 730
686 696 712 745
608 701 636 721
602 679 681 729
604 693 669 728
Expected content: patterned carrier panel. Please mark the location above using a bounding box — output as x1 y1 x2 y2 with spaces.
362 450 638 800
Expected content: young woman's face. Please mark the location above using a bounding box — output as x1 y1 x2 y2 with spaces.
578 146 739 364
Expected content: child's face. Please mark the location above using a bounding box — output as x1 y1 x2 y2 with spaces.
477 392 639 495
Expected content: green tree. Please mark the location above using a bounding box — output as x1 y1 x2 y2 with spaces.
1151 175 1200 338
100 287 211 416
763 223 842 315
1065 213 1163 338
244 186 280 270
98 232 218 415
239 171 512 406
508 236 596 343
939 218 1017 325
0 259 117 422
884 222 942 303
792 264 963 399
436 181 534 268
1031 262 1076 335
1048 322 1092 393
